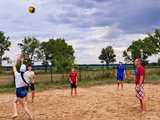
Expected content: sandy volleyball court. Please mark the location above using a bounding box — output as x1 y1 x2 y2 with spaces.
0 84 160 120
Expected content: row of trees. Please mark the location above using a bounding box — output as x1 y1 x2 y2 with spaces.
123 29 160 64
0 31 75 72
1 28 160 71
99 29 160 65
0 32 11 67
98 46 116 65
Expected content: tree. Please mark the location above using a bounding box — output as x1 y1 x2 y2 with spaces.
123 29 160 63
39 41 52 72
123 50 132 63
98 46 116 65
0 31 11 67
148 29 160 53
124 39 149 63
18 37 40 64
2 56 11 63
40 38 75 72
158 58 160 65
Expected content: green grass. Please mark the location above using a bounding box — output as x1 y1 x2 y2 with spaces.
0 84 15 93
0 77 116 93
0 77 159 94
0 68 160 93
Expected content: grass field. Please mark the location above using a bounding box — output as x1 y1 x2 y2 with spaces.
0 68 160 93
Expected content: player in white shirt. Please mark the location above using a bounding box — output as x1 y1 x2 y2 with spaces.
24 64 36 102
12 55 33 120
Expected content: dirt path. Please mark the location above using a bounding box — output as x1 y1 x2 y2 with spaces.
0 84 160 120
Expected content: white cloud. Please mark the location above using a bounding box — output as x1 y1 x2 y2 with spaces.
1 0 160 65
66 26 147 64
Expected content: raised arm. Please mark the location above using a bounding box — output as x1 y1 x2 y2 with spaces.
20 54 24 64
12 60 18 76
12 54 23 75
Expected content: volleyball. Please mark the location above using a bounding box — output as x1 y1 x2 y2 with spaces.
28 6 36 14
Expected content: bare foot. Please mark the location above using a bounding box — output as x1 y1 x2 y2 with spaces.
140 109 146 113
12 114 18 119
28 116 33 120
121 94 124 96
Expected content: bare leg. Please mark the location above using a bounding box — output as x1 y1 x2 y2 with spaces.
75 88 77 96
21 98 33 119
31 91 35 103
117 81 120 90
140 99 146 112
12 98 18 118
25 94 28 102
25 87 29 102
140 100 143 112
121 81 123 90
71 88 73 96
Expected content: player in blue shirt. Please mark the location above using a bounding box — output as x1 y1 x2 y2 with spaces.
116 62 126 90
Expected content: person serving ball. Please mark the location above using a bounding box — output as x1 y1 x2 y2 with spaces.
12 54 33 120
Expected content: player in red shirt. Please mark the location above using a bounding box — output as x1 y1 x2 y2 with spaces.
134 58 146 112
69 68 78 96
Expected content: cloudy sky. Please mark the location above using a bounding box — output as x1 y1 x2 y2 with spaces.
1 0 160 64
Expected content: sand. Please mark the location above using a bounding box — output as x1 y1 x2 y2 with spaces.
0 84 160 120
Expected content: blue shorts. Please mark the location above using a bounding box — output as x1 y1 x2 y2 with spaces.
16 86 28 98
117 74 124 81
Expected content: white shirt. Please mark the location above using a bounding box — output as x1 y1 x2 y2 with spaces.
15 71 27 88
24 71 35 83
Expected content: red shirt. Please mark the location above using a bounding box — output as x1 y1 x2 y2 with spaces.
69 71 77 83
135 65 145 85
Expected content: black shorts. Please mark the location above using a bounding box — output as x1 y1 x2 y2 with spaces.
26 83 35 91
70 83 77 88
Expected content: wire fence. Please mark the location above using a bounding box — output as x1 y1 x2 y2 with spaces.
0 65 160 86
